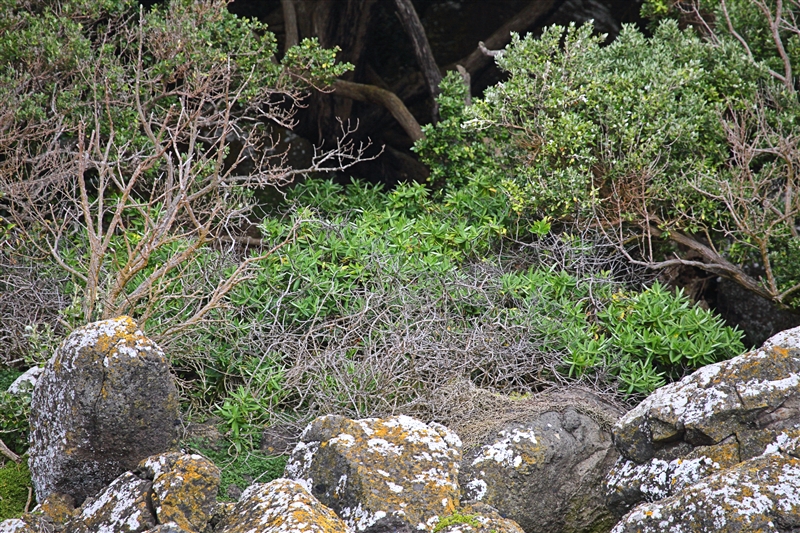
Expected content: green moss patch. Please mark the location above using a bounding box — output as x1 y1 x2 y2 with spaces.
0 459 33 521
433 512 481 532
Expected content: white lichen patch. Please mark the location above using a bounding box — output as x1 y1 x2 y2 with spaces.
330 433 357 448
77 472 152 533
367 438 403 456
762 327 800 351
606 455 721 503
0 519 27 533
464 479 488 501
738 374 800 398
411 468 459 490
471 428 537 468
763 432 800 456
285 441 320 479
387 481 404 493
339 502 381 531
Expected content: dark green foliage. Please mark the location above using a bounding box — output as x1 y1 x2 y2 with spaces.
0 393 31 456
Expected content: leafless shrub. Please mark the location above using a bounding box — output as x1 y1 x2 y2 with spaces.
0 1 375 347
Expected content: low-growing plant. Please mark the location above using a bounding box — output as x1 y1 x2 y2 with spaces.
186 439 287 501
433 512 482 533
0 459 33 520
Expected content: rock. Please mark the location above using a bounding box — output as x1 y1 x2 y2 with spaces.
137 452 220 532
215 478 349 533
713 277 800 347
435 503 525 533
606 336 800 519
65 471 157 533
37 491 76 525
143 523 195 533
763 324 800 351
28 316 180 504
610 440 800 532
0 515 52 533
0 519 32 533
362 515 414 533
261 423 299 456
6 367 43 394
285 414 462 532
612 345 800 465
459 401 621 533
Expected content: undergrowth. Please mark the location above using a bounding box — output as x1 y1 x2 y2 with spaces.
186 439 287 501
0 459 33 521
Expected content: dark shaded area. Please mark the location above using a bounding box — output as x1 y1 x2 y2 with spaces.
226 0 647 186
710 278 800 348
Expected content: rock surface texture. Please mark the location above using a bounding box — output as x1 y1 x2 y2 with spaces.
284 414 463 532
216 478 350 533
28 316 180 505
459 397 621 533
137 452 220 532
606 326 800 531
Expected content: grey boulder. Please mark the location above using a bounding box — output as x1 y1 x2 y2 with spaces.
459 393 622 533
28 316 180 504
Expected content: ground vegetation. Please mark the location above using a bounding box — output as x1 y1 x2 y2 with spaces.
0 0 793 510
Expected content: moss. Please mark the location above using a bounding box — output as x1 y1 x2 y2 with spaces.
0 458 34 521
186 439 287 501
433 512 481 533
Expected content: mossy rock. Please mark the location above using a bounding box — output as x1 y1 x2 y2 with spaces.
0 459 34 521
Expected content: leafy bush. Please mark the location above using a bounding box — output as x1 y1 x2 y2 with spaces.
187 176 744 448
0 392 31 457
416 17 800 309
0 0 363 337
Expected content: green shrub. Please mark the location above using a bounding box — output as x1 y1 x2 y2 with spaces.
415 17 800 309
0 391 31 457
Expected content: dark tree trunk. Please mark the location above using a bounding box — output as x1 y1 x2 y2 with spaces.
295 0 378 145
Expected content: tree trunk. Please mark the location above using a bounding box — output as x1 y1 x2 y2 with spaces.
393 0 442 121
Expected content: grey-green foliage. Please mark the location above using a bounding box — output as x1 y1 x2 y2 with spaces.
416 18 800 307
431 21 760 220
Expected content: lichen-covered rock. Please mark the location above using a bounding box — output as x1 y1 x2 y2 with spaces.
606 428 800 517
29 317 180 504
459 405 620 533
610 441 800 532
137 452 220 532
215 478 349 533
143 523 195 533
6 366 43 394
37 491 77 526
0 515 51 533
65 471 156 533
435 503 525 533
612 345 800 465
607 337 800 516
0 519 31 533
285 414 462 532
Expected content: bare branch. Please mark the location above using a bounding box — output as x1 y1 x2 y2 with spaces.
333 80 424 141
